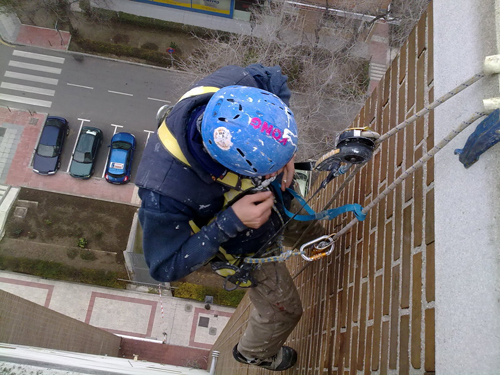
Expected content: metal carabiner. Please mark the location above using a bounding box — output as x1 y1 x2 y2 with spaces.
300 234 335 262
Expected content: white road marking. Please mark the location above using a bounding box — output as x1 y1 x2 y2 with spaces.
108 90 133 96
1 82 55 96
0 93 52 107
144 130 154 144
13 50 65 64
9 61 62 74
67 119 91 173
4 71 58 85
67 83 93 90
147 97 171 103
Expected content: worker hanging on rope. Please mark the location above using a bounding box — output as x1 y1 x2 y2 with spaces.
135 64 333 371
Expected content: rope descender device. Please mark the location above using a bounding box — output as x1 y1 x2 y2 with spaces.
300 234 336 262
315 127 380 172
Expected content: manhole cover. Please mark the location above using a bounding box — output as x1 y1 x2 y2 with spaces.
184 304 193 312
198 316 209 328
29 117 38 126
13 206 27 219
209 327 217 336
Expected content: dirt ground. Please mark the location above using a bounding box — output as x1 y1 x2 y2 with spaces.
1 188 136 272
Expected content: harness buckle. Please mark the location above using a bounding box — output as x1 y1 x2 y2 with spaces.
300 234 335 262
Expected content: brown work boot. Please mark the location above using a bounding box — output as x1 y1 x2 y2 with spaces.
233 345 297 371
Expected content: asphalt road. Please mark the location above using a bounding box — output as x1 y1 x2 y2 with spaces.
0 43 197 181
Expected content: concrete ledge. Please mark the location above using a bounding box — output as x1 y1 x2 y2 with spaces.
0 186 20 240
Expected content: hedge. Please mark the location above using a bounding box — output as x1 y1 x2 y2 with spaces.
173 282 246 308
0 255 128 289
71 37 184 67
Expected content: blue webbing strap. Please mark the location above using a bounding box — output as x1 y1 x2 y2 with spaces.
272 181 366 222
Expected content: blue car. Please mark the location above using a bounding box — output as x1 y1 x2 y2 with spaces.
33 116 69 175
105 132 136 184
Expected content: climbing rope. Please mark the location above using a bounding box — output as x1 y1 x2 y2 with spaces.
245 73 488 268
235 70 488 270
292 111 486 276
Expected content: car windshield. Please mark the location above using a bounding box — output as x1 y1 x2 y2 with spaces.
112 141 132 150
74 134 95 163
37 144 56 158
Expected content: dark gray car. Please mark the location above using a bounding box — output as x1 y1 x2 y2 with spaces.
69 127 103 179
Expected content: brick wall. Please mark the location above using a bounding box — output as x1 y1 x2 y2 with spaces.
211 3 435 375
0 290 120 356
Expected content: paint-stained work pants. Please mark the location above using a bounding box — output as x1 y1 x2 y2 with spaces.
237 261 302 359
237 193 325 360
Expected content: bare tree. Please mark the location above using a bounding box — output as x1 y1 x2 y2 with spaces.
183 0 378 161
389 0 430 47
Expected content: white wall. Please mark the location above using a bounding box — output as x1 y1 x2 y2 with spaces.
434 0 500 373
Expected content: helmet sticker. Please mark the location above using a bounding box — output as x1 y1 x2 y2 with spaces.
213 127 233 150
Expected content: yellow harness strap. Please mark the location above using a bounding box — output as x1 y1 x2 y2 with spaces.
178 86 220 102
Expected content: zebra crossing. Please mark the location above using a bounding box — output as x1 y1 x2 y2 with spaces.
0 50 64 108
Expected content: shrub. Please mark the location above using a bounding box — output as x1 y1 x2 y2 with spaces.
80 250 97 261
67 248 79 259
141 42 159 51
11 228 23 238
78 237 88 248
71 38 183 68
173 282 246 308
113 34 130 44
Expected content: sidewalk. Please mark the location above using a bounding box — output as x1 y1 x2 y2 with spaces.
0 270 235 361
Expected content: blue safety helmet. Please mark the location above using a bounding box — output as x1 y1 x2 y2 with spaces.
201 86 298 177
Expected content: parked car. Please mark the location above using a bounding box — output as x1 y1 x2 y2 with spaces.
32 116 69 175
69 126 103 179
105 132 136 184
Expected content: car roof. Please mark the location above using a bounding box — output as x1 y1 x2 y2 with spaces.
39 125 60 146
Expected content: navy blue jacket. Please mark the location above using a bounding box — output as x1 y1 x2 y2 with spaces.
136 65 292 282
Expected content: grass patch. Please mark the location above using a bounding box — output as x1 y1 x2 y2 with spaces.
0 255 127 289
172 282 246 308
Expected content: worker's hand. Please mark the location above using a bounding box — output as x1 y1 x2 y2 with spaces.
265 155 295 191
232 191 274 229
